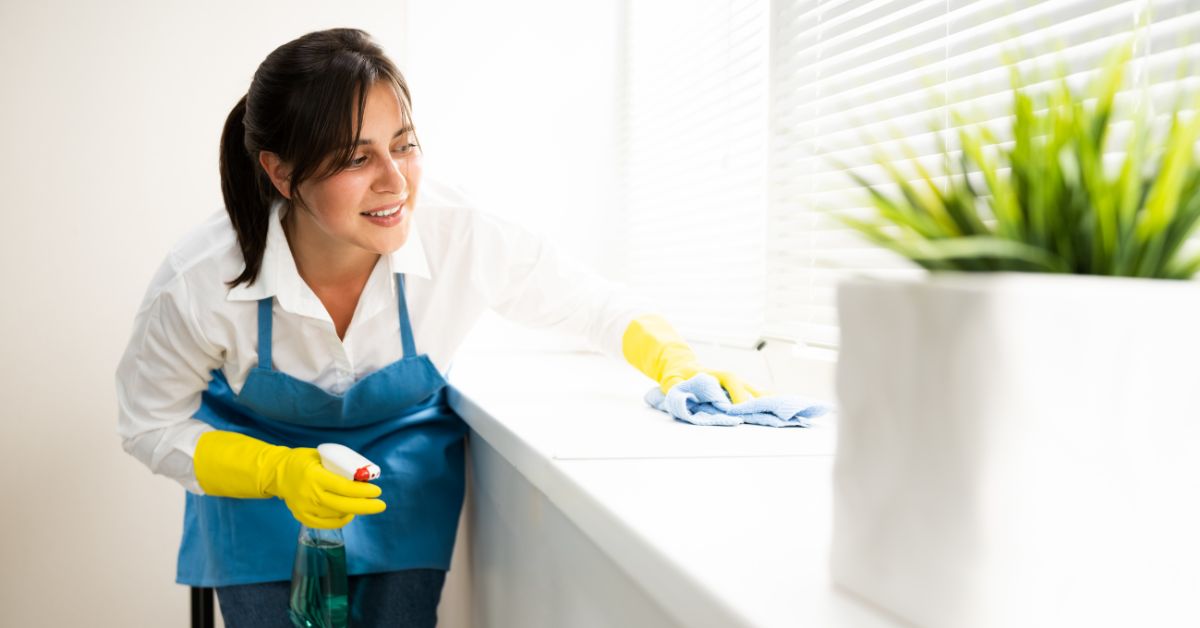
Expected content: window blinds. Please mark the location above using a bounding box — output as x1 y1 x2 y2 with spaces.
766 0 1200 352
622 0 771 349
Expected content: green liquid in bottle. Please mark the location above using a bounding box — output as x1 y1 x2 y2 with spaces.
288 530 349 628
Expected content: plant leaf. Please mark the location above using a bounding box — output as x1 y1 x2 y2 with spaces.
895 236 1069 273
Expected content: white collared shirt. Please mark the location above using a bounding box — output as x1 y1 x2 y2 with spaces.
116 176 650 493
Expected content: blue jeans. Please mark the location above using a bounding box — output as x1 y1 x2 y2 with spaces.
214 569 446 628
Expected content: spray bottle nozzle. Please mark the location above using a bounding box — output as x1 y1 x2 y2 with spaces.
317 443 381 482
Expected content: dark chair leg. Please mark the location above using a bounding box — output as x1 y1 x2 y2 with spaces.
191 586 215 628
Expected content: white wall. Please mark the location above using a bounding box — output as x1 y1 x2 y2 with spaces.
406 0 626 284
0 2 409 626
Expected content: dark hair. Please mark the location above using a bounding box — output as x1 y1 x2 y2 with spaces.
219 28 419 289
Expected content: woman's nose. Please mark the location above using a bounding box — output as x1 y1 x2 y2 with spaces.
373 154 407 194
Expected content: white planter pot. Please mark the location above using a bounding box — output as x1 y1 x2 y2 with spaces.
831 272 1200 628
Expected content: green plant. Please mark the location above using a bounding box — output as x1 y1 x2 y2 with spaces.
838 42 1200 278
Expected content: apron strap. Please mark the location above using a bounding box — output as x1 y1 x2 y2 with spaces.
257 297 273 370
395 274 417 357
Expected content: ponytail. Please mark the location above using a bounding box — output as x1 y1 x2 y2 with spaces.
220 94 272 290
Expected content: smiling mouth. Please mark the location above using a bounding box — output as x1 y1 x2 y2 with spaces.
361 205 402 217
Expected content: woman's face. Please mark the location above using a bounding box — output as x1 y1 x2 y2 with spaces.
286 81 422 259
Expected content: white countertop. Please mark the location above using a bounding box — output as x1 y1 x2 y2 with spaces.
446 349 906 628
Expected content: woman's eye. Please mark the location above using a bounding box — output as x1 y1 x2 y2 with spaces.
394 143 417 154
349 154 368 167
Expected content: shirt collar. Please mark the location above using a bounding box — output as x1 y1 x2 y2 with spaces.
226 200 432 311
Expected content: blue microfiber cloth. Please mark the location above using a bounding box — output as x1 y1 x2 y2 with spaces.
643 372 830 427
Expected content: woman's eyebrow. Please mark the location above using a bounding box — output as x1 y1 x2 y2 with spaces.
354 127 412 146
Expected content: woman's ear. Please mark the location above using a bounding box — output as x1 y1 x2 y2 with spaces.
258 151 293 199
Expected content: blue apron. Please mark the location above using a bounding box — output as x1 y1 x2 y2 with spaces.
177 273 467 587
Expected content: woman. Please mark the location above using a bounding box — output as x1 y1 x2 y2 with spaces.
116 28 763 627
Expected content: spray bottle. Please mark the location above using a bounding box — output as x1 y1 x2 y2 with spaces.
288 444 381 628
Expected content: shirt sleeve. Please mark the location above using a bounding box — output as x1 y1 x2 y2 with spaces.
115 260 222 495
466 207 655 360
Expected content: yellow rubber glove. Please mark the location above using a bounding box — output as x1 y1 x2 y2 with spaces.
194 430 386 529
621 314 769 404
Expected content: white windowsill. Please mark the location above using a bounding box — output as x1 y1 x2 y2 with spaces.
444 342 903 628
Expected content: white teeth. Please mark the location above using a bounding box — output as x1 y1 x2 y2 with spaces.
362 205 401 217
